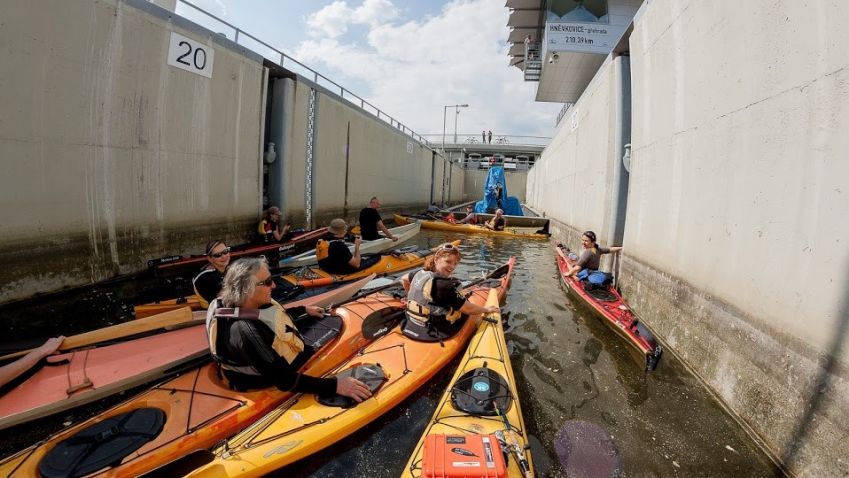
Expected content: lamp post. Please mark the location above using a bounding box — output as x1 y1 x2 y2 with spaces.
441 104 468 206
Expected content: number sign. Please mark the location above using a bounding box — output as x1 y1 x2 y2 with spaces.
167 32 214 78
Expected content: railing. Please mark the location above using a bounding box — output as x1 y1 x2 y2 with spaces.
419 134 550 147
174 0 432 147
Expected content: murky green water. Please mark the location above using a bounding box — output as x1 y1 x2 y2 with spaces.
0 229 779 477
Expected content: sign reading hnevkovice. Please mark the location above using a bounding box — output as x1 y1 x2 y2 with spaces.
545 0 626 55
546 23 621 55
167 32 215 78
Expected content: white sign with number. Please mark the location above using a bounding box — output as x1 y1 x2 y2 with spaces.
546 22 623 55
167 32 214 78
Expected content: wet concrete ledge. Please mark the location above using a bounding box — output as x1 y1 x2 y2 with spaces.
0 217 254 305
548 217 849 477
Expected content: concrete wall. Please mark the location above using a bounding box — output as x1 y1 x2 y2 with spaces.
623 1 849 475
0 0 265 302
270 76 455 228
526 56 619 243
464 169 528 204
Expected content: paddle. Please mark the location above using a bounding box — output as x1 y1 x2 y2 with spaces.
0 306 196 362
496 405 533 478
461 262 511 289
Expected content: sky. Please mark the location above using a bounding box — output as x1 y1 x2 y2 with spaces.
176 0 562 142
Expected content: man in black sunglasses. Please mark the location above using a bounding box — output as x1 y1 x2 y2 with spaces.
193 240 232 307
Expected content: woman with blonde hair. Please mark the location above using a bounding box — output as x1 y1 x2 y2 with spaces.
400 243 498 341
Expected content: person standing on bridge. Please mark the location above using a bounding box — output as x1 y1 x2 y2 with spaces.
359 197 398 242
487 130 492 144
482 130 486 143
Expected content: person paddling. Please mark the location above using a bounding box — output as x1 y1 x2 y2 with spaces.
206 257 371 401
193 240 231 308
562 230 622 278
401 243 498 339
359 197 398 241
456 204 479 225
484 209 507 231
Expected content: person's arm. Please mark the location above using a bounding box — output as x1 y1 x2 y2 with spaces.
376 220 397 241
0 337 64 387
564 264 582 277
565 250 592 277
459 300 499 316
347 237 362 268
401 271 414 293
272 222 292 242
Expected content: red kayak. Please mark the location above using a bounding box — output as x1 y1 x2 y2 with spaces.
554 243 662 371
0 320 209 431
147 228 328 276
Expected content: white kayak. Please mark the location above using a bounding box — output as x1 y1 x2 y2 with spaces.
278 222 421 268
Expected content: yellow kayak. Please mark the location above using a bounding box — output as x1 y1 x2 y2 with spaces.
401 288 535 477
394 214 548 239
183 258 516 478
278 240 461 288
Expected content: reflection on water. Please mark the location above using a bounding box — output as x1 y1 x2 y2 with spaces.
0 230 780 477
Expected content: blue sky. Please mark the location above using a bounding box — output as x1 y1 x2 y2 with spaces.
177 0 561 140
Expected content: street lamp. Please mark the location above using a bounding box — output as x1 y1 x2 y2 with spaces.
440 104 468 207
441 104 469 156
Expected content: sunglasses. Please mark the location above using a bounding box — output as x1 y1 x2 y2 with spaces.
255 276 275 287
439 243 458 252
208 247 231 258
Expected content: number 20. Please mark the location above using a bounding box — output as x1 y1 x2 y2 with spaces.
175 41 207 70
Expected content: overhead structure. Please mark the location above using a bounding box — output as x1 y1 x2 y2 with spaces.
505 0 642 103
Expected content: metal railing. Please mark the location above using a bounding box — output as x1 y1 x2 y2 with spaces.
419 134 550 147
175 0 432 147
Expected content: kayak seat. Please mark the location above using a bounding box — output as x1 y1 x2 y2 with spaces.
39 408 165 478
450 366 513 416
317 364 386 408
401 314 468 342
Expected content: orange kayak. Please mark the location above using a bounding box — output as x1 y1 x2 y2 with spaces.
278 240 461 289
0 319 209 431
183 257 516 478
0 275 393 478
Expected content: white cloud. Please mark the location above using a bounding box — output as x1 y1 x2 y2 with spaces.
306 0 398 39
297 0 560 139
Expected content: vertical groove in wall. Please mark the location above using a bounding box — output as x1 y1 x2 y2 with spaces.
343 122 351 218
305 88 317 227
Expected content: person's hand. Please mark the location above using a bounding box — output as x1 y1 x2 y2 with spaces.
36 336 65 356
354 236 362 248
336 376 372 402
391 236 398 242
306 305 324 317
485 306 499 314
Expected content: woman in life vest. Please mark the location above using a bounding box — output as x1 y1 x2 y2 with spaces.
258 206 291 243
456 204 478 225
562 230 622 278
192 239 231 308
206 257 371 401
400 243 499 340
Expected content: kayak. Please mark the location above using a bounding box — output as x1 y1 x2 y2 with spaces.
0 274 391 478
279 223 421 269
277 240 461 289
394 214 548 239
554 243 662 371
134 267 366 319
401 288 535 477
0 319 209 431
183 257 516 478
147 228 328 276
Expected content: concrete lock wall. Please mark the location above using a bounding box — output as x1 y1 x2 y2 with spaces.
624 1 849 475
272 76 446 229
0 0 265 303
526 56 620 248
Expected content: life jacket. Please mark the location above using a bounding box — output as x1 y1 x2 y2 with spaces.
315 234 345 262
405 270 464 327
192 266 220 308
206 299 305 376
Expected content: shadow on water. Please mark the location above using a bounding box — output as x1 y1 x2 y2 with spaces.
0 230 786 477
778 259 849 476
